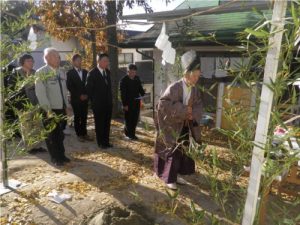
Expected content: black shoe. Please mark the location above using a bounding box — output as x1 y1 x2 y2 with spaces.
124 134 132 140
28 147 47 154
124 129 129 137
51 159 64 167
77 136 85 142
83 135 93 141
98 142 113 149
39 147 47 152
63 156 71 163
106 143 113 148
98 144 108 149
132 136 138 140
125 135 138 141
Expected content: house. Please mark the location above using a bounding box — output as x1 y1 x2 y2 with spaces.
119 0 277 126
28 25 155 111
28 24 81 70
29 26 150 72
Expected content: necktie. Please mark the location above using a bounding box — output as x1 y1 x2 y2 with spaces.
57 73 66 109
103 70 108 85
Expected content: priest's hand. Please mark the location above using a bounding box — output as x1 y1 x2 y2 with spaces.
47 110 54 119
188 114 193 121
80 94 88 101
123 106 129 111
66 106 72 116
187 106 193 120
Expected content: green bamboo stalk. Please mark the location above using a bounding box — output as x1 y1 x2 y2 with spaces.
0 68 9 188
0 0 8 187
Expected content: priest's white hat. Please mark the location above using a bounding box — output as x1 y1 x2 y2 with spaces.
181 50 197 73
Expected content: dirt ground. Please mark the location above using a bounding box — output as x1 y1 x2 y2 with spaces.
0 118 220 225
0 118 299 225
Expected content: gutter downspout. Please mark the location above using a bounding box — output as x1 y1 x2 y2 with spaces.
135 49 155 118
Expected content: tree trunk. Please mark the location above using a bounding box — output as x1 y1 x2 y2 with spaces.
106 0 119 118
91 30 97 68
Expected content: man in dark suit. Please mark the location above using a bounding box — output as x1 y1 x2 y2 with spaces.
66 54 91 142
120 64 145 140
86 53 113 149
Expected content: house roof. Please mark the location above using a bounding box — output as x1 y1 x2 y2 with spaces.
120 0 271 21
175 0 220 10
119 1 275 48
119 11 273 48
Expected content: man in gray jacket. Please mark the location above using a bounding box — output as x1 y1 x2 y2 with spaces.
35 48 70 166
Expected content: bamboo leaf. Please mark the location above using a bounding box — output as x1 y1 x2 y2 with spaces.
291 2 300 27
245 28 269 38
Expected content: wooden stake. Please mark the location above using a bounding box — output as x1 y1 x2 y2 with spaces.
242 1 287 224
216 82 224 128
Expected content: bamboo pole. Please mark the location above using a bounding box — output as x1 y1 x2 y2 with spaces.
242 1 287 224
0 67 8 187
216 82 224 128
0 0 8 185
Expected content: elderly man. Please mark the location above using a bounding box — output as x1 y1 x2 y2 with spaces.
154 50 203 190
35 47 70 166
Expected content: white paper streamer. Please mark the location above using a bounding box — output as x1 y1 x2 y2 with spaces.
155 22 176 65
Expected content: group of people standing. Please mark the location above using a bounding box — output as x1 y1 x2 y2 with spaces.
6 48 203 190
6 48 145 166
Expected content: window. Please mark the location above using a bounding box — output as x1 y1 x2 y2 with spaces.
118 53 133 64
141 50 153 60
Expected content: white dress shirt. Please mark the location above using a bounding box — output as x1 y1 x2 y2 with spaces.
97 65 106 77
75 67 83 80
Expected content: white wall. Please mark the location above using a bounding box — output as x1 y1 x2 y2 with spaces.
30 30 51 70
50 37 80 61
29 30 80 70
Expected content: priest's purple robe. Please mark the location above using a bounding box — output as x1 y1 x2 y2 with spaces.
154 79 203 183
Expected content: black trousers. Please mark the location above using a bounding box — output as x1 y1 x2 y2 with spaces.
124 103 140 138
71 101 88 137
93 107 112 146
43 109 66 162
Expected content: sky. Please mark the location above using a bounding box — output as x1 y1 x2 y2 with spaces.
121 0 185 31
